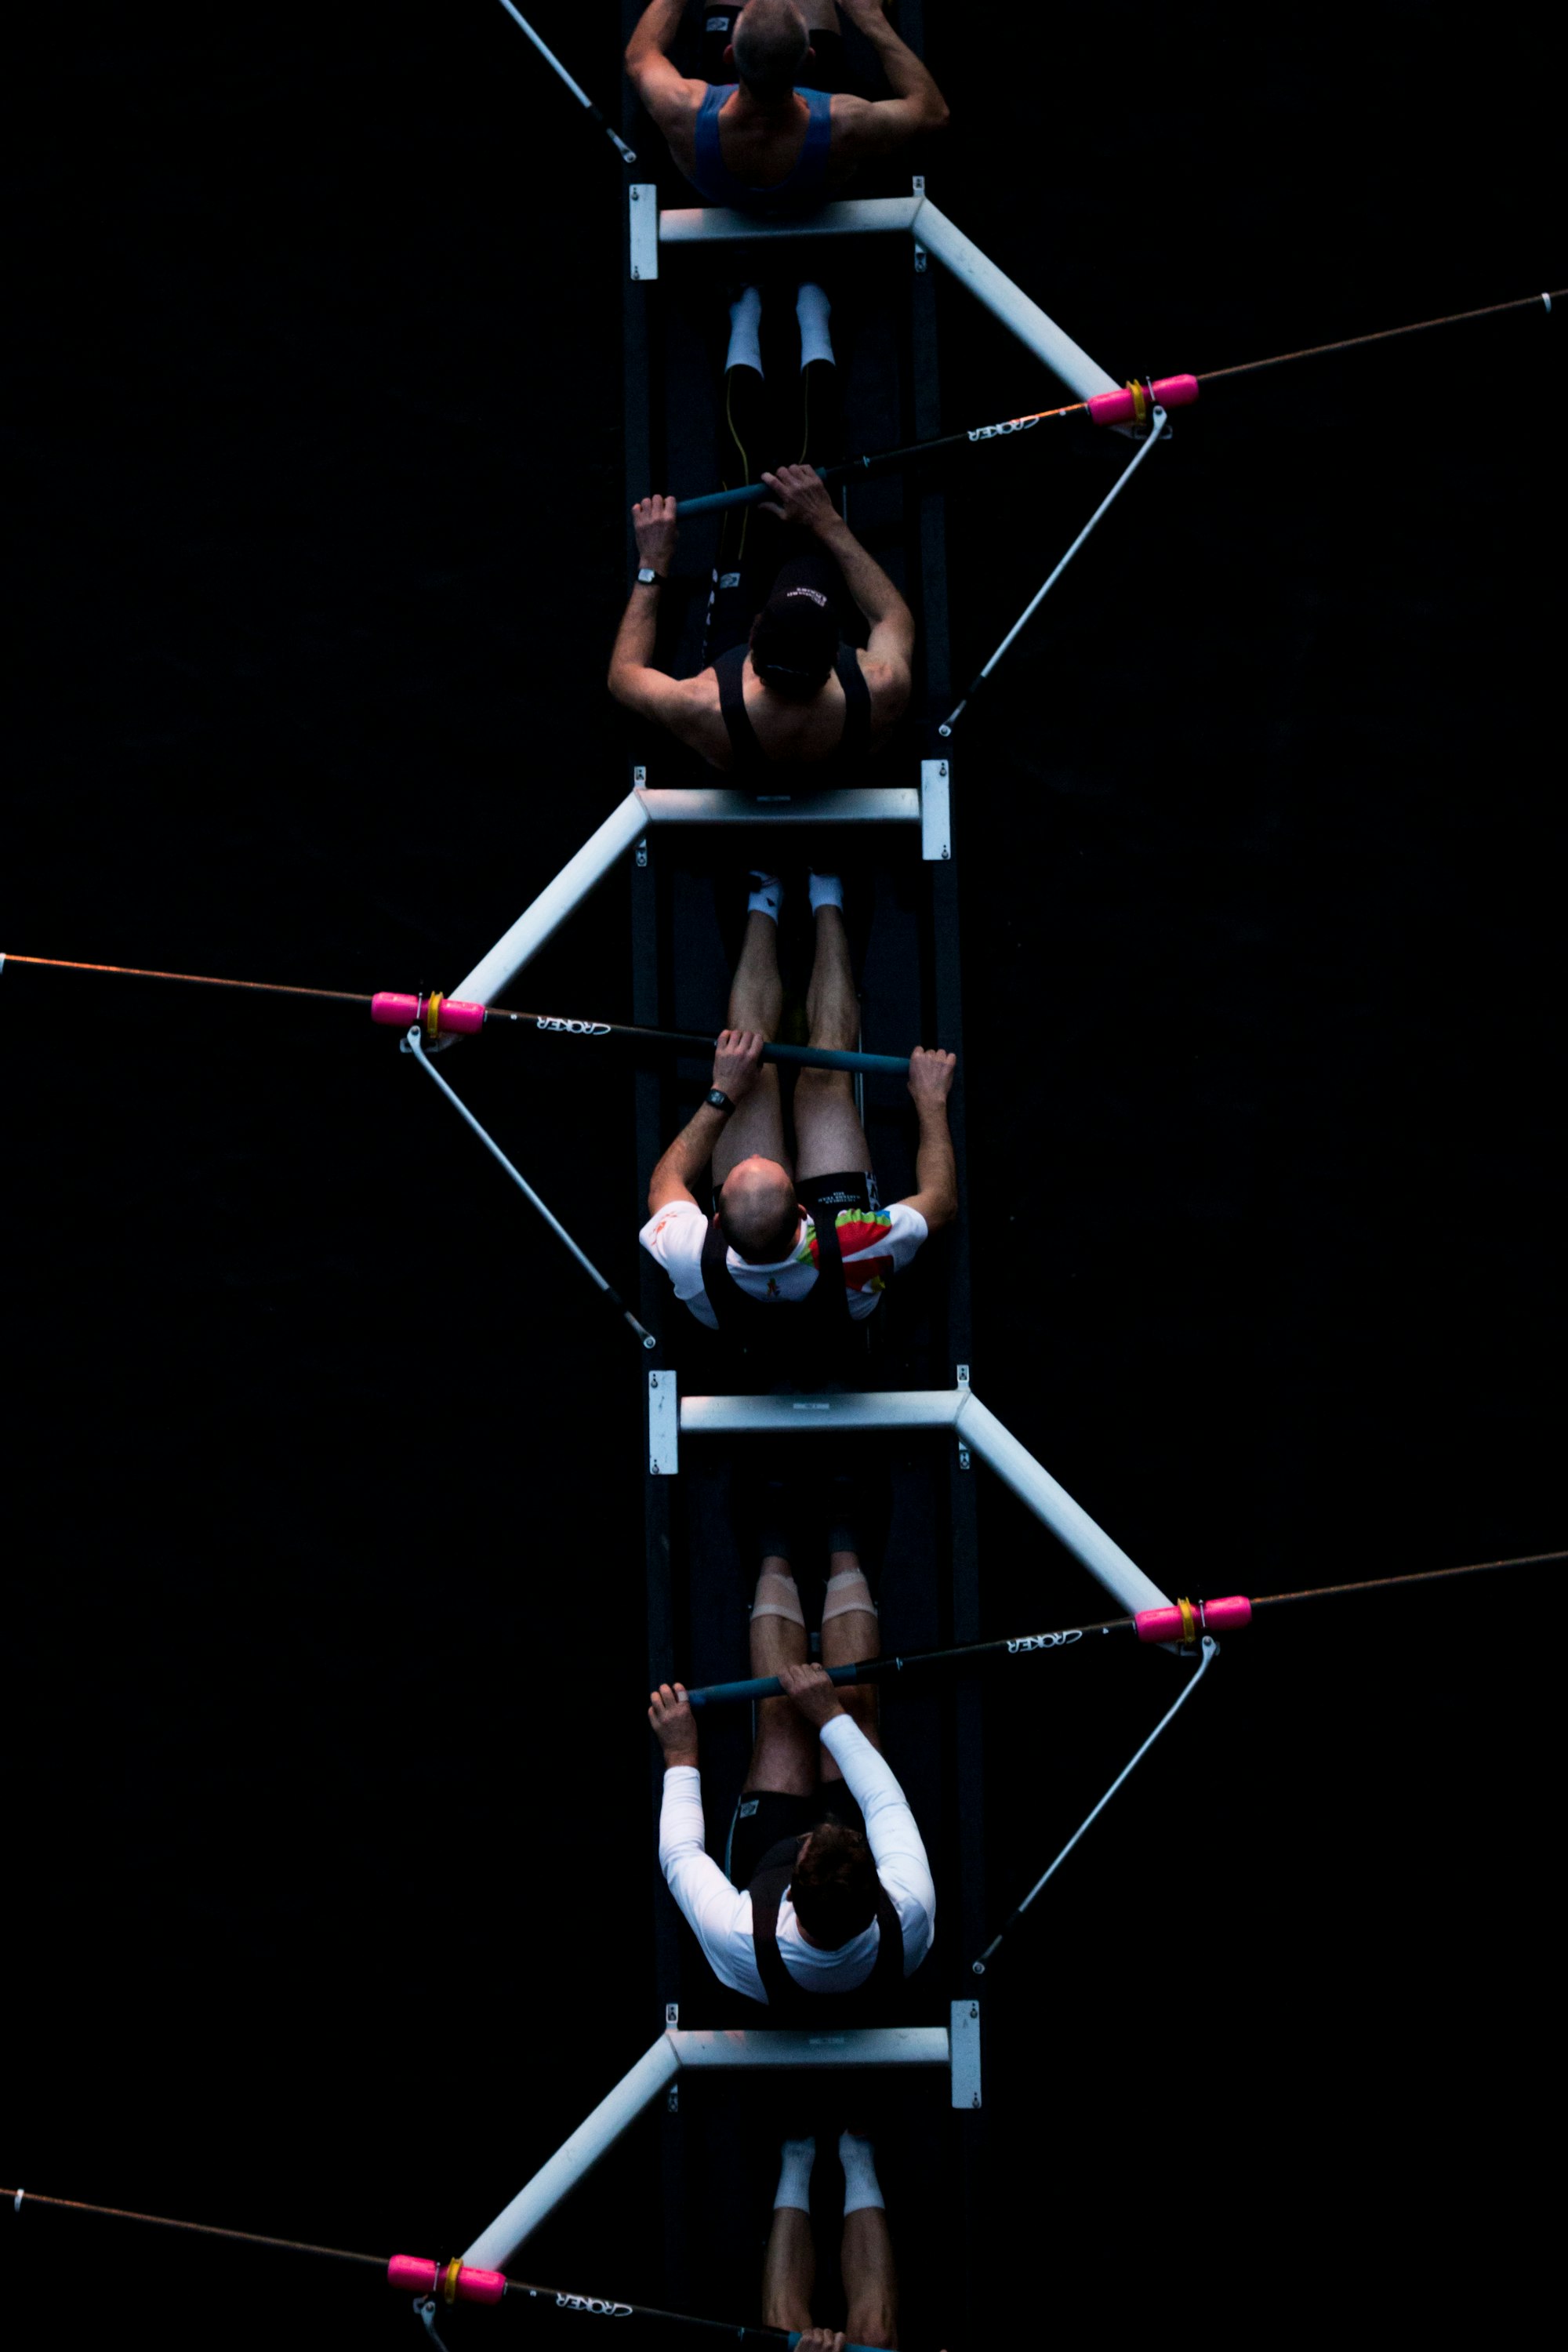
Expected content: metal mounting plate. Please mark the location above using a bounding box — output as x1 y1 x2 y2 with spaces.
648 1370 678 1476
921 759 952 861
949 1998 982 2109
629 185 659 281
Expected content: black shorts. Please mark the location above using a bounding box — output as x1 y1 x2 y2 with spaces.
800 1167 880 1219
725 1782 868 1890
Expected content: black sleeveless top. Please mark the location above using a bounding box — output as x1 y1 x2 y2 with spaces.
714 643 872 783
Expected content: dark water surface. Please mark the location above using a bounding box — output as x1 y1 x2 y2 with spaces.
9 5 1561 2344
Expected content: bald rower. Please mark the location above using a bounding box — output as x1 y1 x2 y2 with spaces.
625 0 949 215
641 869 956 1362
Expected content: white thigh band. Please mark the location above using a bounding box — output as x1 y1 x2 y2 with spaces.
821 1567 877 1624
751 1570 805 1628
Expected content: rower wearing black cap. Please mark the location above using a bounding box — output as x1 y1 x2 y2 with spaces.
608 463 914 778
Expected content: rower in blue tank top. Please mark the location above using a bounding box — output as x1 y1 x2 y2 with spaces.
690 78 833 212
624 0 949 220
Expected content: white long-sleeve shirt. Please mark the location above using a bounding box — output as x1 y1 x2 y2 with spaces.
658 1714 936 2004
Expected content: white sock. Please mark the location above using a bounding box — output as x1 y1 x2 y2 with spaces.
808 869 843 916
726 285 764 378
796 281 834 371
747 871 783 924
838 2130 884 2216
774 2135 816 2214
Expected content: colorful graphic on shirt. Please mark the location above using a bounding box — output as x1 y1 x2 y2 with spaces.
638 1196 928 1329
804 1209 895 1293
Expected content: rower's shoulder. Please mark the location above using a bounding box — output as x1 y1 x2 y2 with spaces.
670 666 731 760
630 56 709 133
855 649 912 726
825 91 884 149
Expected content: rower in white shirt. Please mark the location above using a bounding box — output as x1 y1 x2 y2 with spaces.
648 1517 934 2008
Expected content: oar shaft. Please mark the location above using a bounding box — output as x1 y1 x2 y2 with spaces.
675 403 1083 517
686 1618 1135 1707
684 1548 1563 1708
10 958 913 1075
1201 287 1563 386
1252 1548 1566 1611
677 290 1561 520
4 2189 877 2347
490 1009 909 1076
3 952 367 1008
5 2187 383 2270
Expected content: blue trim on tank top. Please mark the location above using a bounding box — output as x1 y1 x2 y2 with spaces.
688 83 833 210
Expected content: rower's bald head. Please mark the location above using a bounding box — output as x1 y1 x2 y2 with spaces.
731 0 811 102
717 1156 800 1263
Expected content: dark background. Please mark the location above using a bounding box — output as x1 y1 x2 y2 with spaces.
7 5 1561 2345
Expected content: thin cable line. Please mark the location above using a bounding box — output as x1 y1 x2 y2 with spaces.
1254 1548 1566 1610
2 952 366 1005
1202 289 1562 383
3 2187 383 2269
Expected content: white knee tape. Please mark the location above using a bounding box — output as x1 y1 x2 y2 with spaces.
821 1568 877 1624
751 1571 806 1628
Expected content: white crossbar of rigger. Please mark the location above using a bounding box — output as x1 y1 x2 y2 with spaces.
452 789 647 1009
637 786 920 826
670 1386 1171 1617
645 191 1118 404
451 782 927 1007
461 2026 951 2270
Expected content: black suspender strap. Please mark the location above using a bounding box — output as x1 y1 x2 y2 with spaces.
700 1207 853 1338
700 1210 750 1335
750 1847 906 2012
715 644 765 779
717 642 869 782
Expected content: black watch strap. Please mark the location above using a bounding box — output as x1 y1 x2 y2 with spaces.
705 1087 735 1117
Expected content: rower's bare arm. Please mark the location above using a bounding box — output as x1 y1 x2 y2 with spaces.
829 1 950 153
608 654 706 739
898 1048 958 1232
609 494 702 739
648 1031 767 1212
820 522 915 716
607 543 681 721
757 466 915 730
625 0 705 129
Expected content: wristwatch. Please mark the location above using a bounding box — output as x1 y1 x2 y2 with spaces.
635 565 668 587
705 1087 735 1116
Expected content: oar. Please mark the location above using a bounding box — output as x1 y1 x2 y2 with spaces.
492 0 636 165
1 956 913 1076
673 287 1563 518
675 390 1103 517
4 2187 880 2348
681 1548 1565 1707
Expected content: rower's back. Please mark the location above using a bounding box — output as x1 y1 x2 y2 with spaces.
627 0 948 218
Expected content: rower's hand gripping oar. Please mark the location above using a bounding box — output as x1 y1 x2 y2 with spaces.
492 0 636 165
683 1548 1565 1707
673 376 1200 520
371 991 914 1076
675 286 1563 521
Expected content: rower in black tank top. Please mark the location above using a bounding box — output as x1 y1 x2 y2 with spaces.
714 637 871 782
713 543 872 781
